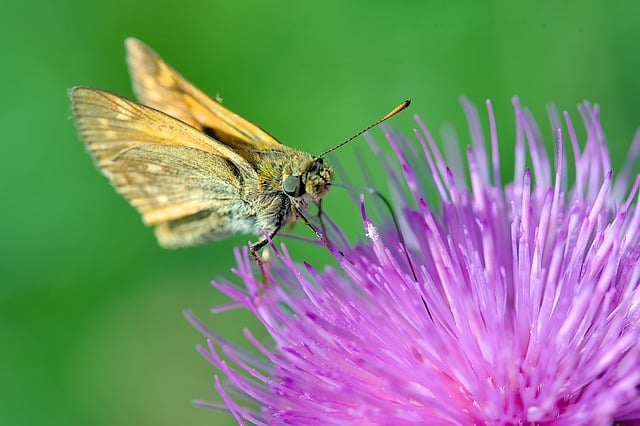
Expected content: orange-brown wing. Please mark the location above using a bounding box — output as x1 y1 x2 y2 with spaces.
69 86 256 227
125 38 283 152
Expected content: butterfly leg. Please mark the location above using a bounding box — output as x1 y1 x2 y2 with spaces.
316 199 328 241
249 237 270 263
310 202 345 257
249 227 281 285
293 206 331 249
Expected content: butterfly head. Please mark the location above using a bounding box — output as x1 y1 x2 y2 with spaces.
282 157 332 202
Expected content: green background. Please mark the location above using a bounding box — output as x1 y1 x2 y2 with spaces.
3 1 640 425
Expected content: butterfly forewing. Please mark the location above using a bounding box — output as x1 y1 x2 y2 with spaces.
70 86 258 245
125 38 283 153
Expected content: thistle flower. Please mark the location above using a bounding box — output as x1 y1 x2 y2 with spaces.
186 98 640 425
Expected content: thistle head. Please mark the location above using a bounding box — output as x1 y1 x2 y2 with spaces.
189 97 640 425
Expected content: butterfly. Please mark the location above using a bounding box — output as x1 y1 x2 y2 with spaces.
70 38 409 263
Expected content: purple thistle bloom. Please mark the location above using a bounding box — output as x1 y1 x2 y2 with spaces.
187 98 640 425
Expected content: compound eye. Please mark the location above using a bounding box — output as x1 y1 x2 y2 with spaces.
283 175 304 197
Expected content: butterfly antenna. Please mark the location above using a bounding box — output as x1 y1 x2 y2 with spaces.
315 99 411 158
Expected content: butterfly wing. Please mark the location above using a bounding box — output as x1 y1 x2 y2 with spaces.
125 38 284 154
70 86 259 247
112 143 257 247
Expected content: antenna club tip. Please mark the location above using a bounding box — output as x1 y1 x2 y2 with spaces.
396 99 411 112
389 99 411 116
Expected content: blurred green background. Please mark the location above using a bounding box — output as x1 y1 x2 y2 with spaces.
2 1 640 425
